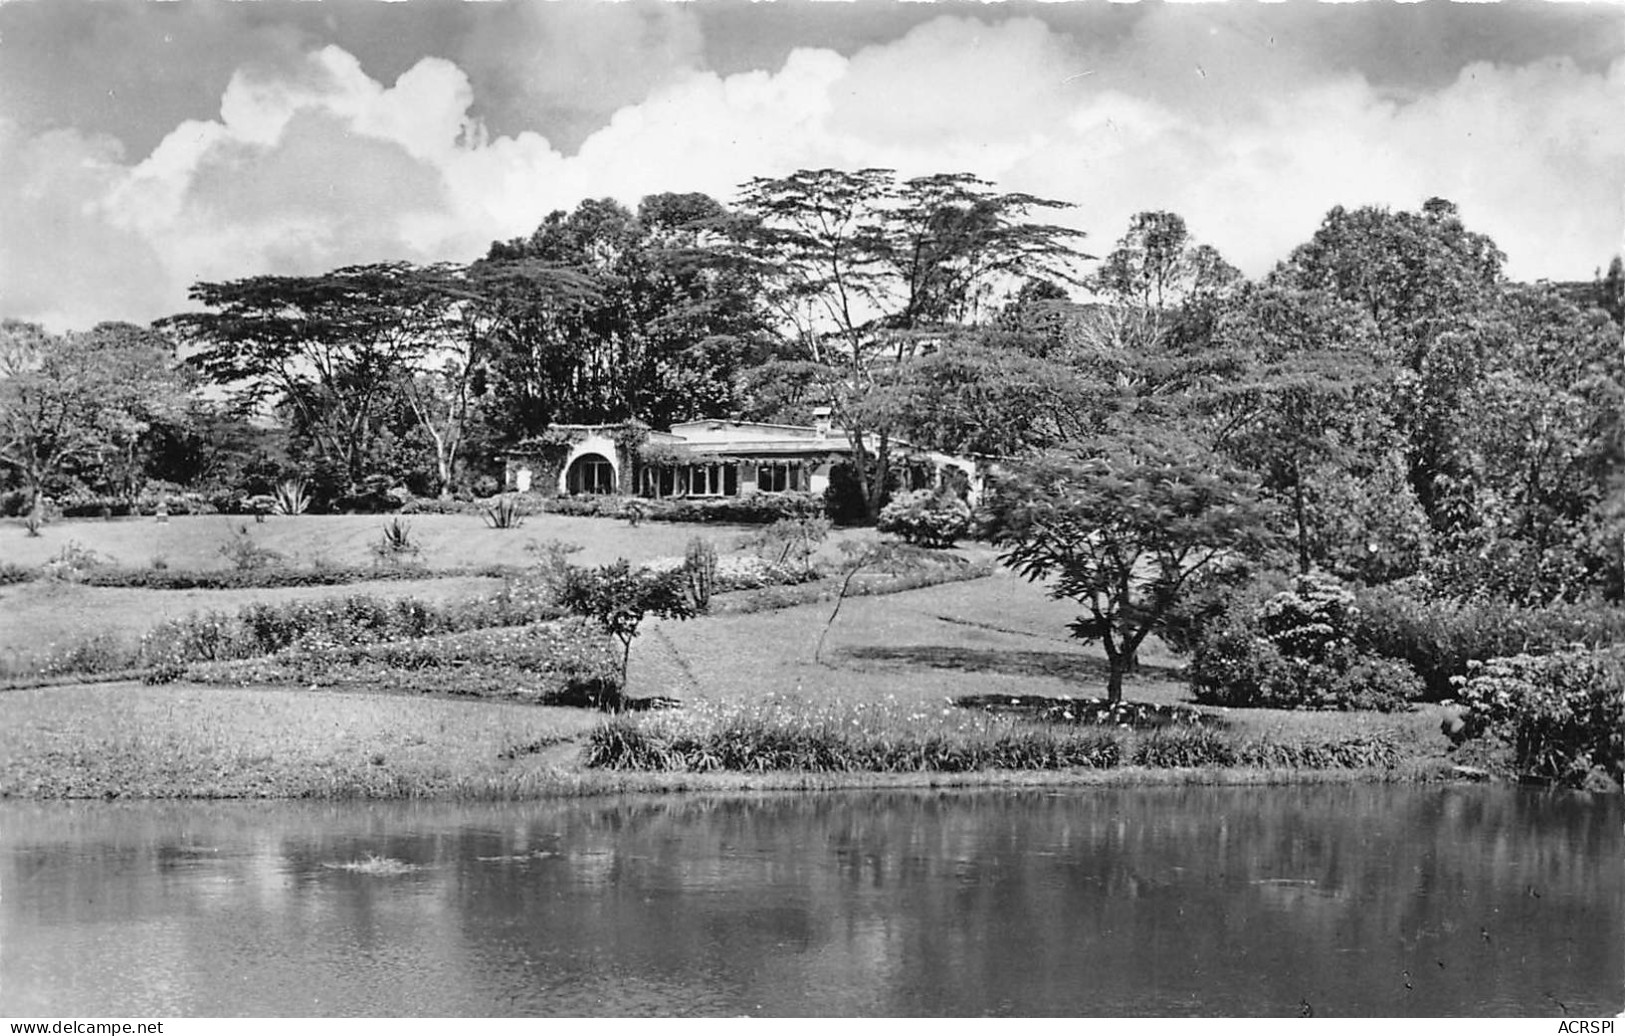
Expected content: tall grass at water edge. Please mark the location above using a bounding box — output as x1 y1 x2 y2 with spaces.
584 695 1402 773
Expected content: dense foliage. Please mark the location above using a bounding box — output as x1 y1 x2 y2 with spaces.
1453 647 1624 788
876 489 972 547
1187 573 1428 712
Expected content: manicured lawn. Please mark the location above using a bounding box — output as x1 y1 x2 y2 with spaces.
627 569 1188 707
0 512 880 572
0 682 602 798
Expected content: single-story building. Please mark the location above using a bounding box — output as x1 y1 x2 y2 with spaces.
502 409 984 504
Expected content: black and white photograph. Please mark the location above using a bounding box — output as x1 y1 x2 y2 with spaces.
1 0 1622 1022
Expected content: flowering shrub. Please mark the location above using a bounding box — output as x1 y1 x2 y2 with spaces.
1190 572 1425 712
954 694 1209 728
877 490 972 548
737 515 832 576
1453 646 1624 787
43 540 109 582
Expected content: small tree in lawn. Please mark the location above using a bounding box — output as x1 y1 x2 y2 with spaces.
983 431 1282 702
560 559 696 688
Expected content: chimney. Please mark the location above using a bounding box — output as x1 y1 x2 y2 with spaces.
812 407 832 441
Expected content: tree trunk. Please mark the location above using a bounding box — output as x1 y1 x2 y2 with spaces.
1294 472 1310 575
1105 660 1125 704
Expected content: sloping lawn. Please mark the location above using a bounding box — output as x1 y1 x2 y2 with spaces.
628 570 1194 709
1 512 879 572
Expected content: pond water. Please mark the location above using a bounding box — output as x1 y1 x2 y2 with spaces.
2 786 1620 1017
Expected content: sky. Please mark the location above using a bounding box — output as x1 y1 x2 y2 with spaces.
2 0 1622 332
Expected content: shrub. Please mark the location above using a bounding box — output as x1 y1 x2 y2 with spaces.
18 632 134 679
372 517 421 565
655 492 825 525
682 537 718 613
483 494 526 529
1190 572 1425 712
560 559 696 681
877 489 972 547
140 611 245 667
1453 646 1625 788
738 515 832 576
334 474 405 515
185 619 621 706
271 479 311 516
217 523 283 571
0 561 35 585
43 540 109 581
1351 586 1625 700
522 538 583 603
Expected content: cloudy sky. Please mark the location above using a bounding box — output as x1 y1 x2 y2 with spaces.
2 0 1622 332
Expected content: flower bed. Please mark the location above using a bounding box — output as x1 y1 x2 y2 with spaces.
180 619 622 706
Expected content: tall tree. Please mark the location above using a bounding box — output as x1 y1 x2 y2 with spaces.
1206 285 1390 573
165 263 465 491
1445 283 1625 599
0 320 189 509
731 168 1085 519
1270 198 1505 530
477 193 769 440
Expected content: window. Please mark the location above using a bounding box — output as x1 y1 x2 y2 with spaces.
755 463 803 493
757 464 788 493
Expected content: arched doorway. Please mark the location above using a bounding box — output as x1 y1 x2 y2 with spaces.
565 453 617 495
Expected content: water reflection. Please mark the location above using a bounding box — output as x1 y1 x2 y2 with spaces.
2 786 1620 1016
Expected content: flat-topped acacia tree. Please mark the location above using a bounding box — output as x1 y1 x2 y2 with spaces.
982 430 1283 702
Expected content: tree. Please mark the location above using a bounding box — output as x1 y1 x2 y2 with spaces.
477 193 769 441
165 263 467 492
1439 283 1625 600
1066 212 1246 412
560 559 696 687
1205 285 1390 574
0 320 189 510
1081 211 1242 358
874 333 1098 457
730 169 1086 519
1270 198 1505 529
983 431 1282 702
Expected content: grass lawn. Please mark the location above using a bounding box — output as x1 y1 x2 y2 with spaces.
0 512 881 572
0 515 1462 798
0 575 505 662
0 682 602 798
627 569 1189 707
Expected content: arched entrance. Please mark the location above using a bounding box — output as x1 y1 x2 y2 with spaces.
565 452 617 495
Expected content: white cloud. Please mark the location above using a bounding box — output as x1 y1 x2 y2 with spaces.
2 16 1622 331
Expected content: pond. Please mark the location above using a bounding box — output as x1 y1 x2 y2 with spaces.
2 786 1620 1017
